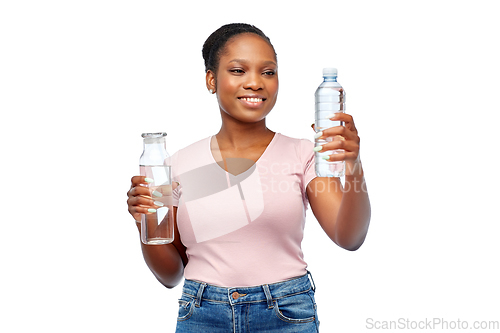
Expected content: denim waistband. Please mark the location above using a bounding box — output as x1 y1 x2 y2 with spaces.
181 271 316 307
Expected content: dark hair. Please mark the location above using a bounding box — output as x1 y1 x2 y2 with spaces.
202 23 276 74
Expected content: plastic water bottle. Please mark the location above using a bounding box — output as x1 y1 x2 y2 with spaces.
139 132 174 245
314 68 346 177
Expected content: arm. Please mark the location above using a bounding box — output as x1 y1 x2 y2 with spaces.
128 177 187 288
307 113 371 251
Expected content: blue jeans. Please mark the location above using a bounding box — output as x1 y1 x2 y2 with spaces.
175 272 320 332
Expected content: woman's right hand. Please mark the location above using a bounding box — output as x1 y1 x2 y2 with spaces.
127 176 185 287
127 176 156 222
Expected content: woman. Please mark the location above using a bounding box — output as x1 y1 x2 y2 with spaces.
127 23 370 332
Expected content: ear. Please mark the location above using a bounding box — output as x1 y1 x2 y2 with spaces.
206 70 216 93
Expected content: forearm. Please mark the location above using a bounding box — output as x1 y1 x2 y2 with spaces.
334 172 371 251
135 222 184 288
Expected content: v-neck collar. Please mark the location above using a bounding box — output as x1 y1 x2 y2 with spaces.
208 133 279 176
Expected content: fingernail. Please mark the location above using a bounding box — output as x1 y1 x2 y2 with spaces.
148 208 157 213
313 146 323 152
325 113 337 119
314 131 323 139
152 190 162 197
154 201 164 207
144 177 154 183
322 156 330 160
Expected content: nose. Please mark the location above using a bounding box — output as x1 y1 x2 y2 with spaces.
243 71 263 91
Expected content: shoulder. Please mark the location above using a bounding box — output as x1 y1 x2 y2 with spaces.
169 136 212 175
274 133 314 158
275 133 313 147
175 136 211 155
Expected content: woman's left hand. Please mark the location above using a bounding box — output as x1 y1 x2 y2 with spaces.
313 113 362 176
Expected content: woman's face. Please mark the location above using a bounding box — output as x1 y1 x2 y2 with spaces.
208 33 279 125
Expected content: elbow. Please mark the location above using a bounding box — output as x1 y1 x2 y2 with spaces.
334 217 371 251
342 240 364 251
334 229 368 251
336 238 365 251
141 244 185 289
153 266 184 289
157 277 180 289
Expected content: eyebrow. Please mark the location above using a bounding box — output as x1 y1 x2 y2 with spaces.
228 58 277 66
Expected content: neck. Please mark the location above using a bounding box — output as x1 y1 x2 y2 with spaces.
216 113 274 149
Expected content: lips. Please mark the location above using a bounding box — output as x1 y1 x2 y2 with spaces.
238 95 267 108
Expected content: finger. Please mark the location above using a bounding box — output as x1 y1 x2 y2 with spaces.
127 185 153 198
318 125 360 142
323 151 359 162
131 175 154 187
314 142 359 160
172 181 180 191
329 113 357 132
319 139 359 154
128 195 155 208
329 112 353 123
128 205 155 222
128 204 149 220
128 197 159 222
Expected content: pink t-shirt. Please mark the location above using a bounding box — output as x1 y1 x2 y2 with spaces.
171 133 317 287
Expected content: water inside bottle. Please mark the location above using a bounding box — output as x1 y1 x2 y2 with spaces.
140 165 174 244
315 83 346 177
314 117 346 177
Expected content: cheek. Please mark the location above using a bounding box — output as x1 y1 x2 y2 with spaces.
217 83 234 106
216 73 237 92
268 80 279 99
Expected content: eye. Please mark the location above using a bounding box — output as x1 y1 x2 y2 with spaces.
229 68 245 74
263 70 276 76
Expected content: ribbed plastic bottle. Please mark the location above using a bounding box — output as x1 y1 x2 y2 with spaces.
314 68 346 177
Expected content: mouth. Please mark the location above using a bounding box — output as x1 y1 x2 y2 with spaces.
237 95 267 108
238 97 266 102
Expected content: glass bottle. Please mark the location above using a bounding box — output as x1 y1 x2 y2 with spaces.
139 132 174 244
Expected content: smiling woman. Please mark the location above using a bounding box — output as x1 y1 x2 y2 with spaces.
207 33 279 128
126 22 370 332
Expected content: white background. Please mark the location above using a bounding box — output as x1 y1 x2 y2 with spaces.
1 0 499 332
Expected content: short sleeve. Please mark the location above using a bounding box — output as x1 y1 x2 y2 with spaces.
300 139 317 191
167 153 180 207
172 182 180 207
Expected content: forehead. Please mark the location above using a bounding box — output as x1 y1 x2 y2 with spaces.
221 33 277 64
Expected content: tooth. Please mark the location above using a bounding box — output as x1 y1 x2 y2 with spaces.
241 97 263 102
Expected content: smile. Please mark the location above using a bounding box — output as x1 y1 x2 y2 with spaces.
238 97 265 102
